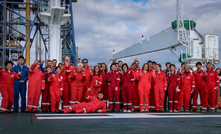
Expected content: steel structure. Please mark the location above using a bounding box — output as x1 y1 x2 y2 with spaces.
0 0 77 67
112 0 219 69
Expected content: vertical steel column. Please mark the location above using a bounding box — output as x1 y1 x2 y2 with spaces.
2 0 7 69
69 0 76 67
25 0 31 66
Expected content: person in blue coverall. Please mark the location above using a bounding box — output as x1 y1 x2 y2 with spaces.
12 56 29 112
40 60 55 74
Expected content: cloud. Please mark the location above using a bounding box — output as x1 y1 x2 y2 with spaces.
72 0 221 69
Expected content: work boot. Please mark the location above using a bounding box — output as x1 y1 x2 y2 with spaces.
56 110 64 113
192 109 197 112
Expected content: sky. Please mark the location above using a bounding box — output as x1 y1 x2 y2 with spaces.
70 0 221 69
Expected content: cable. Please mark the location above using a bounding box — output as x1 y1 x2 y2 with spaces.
93 0 106 61
84 0 97 58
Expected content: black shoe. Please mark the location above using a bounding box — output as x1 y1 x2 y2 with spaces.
56 110 64 113
13 111 18 113
51 111 56 113
114 110 119 113
192 109 197 112
70 111 76 113
34 110 40 113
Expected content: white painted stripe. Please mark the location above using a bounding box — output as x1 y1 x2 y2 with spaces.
35 113 221 120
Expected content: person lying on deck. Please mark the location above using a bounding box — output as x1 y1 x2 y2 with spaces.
61 91 106 113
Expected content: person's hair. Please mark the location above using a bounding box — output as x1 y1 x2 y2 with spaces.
216 68 221 76
170 64 176 68
165 62 171 66
206 62 211 66
82 58 88 63
147 60 152 63
47 60 52 63
118 60 123 64
18 55 25 60
55 66 61 71
142 63 148 71
135 60 139 64
156 64 162 68
101 63 107 73
181 63 185 66
196 62 202 67
93 66 101 76
36 60 41 63
77 63 83 67
64 56 70 60
98 91 104 95
132 62 137 66
152 61 156 65
122 63 128 71
52 59 57 62
111 63 117 68
44 65 52 72
5 61 13 67
212 64 215 67
58 63 63 67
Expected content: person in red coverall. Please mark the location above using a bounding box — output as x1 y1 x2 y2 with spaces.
120 63 134 112
216 68 221 110
167 64 180 112
48 67 64 112
148 61 156 111
192 62 205 112
62 91 106 113
152 64 167 111
177 65 195 112
26 61 45 113
82 58 93 102
69 63 86 105
59 57 72 108
0 61 22 113
108 63 121 112
202 62 220 112
101 63 109 105
130 62 140 111
138 63 151 112
42 65 53 112
88 66 103 97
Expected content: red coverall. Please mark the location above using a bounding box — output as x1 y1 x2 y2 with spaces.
61 64 71 108
89 74 103 97
63 92 106 113
138 71 151 110
177 72 195 111
108 70 121 111
42 72 51 111
0 69 22 113
202 69 220 111
121 70 134 111
48 74 64 111
153 71 167 111
101 72 109 104
131 68 141 111
69 70 86 105
26 63 45 112
192 69 205 110
167 71 180 110
149 69 156 110
82 66 93 102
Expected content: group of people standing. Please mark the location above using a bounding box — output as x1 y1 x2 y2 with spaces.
0 56 220 113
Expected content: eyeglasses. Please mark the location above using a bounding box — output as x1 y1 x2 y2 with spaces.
83 62 88 63
37 63 41 65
